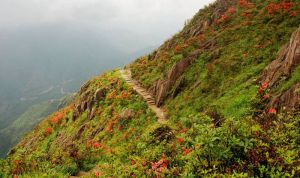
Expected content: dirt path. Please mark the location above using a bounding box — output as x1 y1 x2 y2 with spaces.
119 69 167 124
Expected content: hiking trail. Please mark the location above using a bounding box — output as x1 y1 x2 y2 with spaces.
120 69 167 124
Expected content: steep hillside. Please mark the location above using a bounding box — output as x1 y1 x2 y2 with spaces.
1 0 300 177
0 94 75 158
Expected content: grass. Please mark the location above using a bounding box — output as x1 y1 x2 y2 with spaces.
1 0 300 177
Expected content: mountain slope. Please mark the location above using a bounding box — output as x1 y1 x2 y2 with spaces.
0 94 75 158
1 0 300 177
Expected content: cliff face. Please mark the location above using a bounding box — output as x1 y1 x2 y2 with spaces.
1 0 300 177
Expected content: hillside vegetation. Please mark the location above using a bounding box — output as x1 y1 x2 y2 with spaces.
1 0 300 177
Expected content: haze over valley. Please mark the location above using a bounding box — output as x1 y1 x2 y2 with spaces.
0 0 212 157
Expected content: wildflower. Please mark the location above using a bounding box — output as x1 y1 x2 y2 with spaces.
261 82 268 89
290 11 297 17
93 142 101 149
177 138 184 144
182 147 192 156
131 160 136 165
13 175 18 178
268 108 277 114
258 82 268 93
121 91 129 99
281 2 292 11
51 112 64 124
220 14 227 21
180 128 188 133
267 3 281 14
45 127 52 135
106 121 114 132
238 0 249 8
151 159 169 172
95 171 101 177
263 93 270 99
228 7 235 14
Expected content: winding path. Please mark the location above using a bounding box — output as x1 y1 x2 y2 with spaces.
119 69 167 124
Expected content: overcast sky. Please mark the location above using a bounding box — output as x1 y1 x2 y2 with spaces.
0 0 215 51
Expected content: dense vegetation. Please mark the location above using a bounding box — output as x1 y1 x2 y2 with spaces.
1 0 300 177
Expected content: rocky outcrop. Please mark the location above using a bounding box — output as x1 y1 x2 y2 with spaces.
261 27 300 87
268 83 300 112
143 0 229 64
74 124 88 140
259 27 300 112
150 49 202 106
182 0 233 38
72 87 106 120
94 88 105 101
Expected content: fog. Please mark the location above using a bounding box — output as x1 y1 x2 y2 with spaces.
0 0 215 157
0 0 214 52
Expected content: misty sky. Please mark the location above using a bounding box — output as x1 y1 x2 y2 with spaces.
0 0 215 52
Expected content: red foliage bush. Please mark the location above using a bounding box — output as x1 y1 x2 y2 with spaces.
119 91 130 99
228 7 236 15
179 128 188 133
51 112 64 124
174 43 188 53
241 12 253 18
290 11 297 17
282 2 293 11
182 147 192 156
267 2 294 15
268 108 277 114
106 121 115 132
151 159 169 173
176 138 184 144
258 82 268 93
263 93 270 99
216 6 237 24
95 171 102 177
93 142 102 149
238 0 250 8
45 127 53 136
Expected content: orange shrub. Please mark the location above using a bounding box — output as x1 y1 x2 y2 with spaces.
51 112 64 124
107 90 117 99
93 142 102 149
106 121 115 132
174 43 188 53
45 127 53 136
